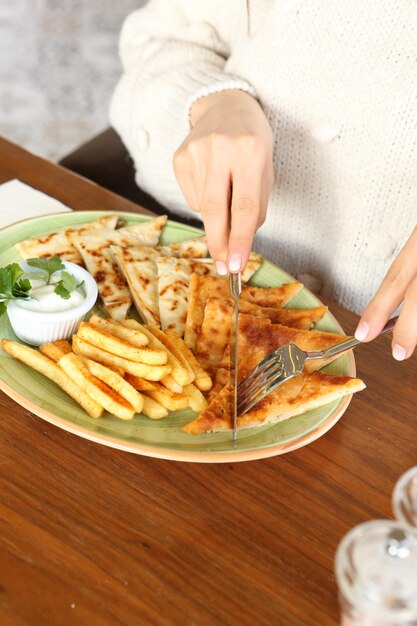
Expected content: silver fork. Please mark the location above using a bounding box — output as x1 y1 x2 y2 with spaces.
237 315 399 415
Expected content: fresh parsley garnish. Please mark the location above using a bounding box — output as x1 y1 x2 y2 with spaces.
27 256 65 285
54 271 83 300
0 263 32 316
0 256 83 316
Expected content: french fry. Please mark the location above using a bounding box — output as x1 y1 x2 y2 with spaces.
148 327 194 385
123 320 189 386
142 396 169 420
40 342 70 362
182 383 208 413
165 329 212 391
72 335 171 381
77 322 167 365
59 353 135 420
89 314 148 347
83 359 144 413
160 374 183 394
146 386 189 411
1 339 103 419
124 374 159 392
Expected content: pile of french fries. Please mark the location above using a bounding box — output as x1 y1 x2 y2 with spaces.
1 314 212 421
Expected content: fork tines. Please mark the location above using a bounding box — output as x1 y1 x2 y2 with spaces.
237 351 285 414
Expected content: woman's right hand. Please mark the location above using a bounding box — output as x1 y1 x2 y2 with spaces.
173 89 274 274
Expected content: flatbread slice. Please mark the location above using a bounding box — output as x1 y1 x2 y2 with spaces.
157 252 263 338
156 236 207 258
110 245 160 325
220 313 351 375
110 236 208 325
156 258 217 336
119 215 167 246
183 371 365 433
184 275 302 351
16 214 118 264
195 299 328 376
75 238 131 320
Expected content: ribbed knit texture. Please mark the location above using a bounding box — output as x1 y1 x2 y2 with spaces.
110 0 417 314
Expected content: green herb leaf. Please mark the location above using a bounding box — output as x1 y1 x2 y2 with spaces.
7 263 25 286
27 256 65 284
0 301 7 317
0 267 13 297
54 271 80 300
12 278 32 299
54 282 71 300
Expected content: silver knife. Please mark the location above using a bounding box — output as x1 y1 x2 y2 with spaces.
229 272 241 441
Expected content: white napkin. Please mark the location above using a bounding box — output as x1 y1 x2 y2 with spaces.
0 179 72 229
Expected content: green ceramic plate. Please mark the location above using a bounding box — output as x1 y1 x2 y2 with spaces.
0 211 356 462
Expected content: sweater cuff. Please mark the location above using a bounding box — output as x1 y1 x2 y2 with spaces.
184 79 257 129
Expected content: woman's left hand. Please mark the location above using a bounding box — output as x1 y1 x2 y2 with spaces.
355 226 417 360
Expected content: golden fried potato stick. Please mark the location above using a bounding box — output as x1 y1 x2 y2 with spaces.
182 383 208 413
147 326 194 385
165 329 212 391
1 339 103 419
122 319 190 386
89 313 148 346
82 359 144 413
77 322 167 365
59 353 135 420
142 396 169 420
124 374 159 392
145 386 189 411
72 335 171 381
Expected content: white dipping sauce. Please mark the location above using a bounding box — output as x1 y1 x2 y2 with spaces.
16 272 85 313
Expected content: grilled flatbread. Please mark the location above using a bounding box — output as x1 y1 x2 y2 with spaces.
183 371 365 433
185 313 364 433
156 236 207 258
184 275 302 351
16 214 118 264
110 235 209 326
157 253 263 338
111 245 160 325
75 239 131 320
195 298 328 376
156 258 217 336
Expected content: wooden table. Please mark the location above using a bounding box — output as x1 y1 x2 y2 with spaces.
0 137 416 626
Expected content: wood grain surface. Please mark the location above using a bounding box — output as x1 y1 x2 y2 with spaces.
0 137 416 626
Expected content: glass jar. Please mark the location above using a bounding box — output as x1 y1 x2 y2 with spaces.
335 520 417 626
393 467 417 529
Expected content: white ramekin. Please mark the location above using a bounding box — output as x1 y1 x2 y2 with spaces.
7 261 98 346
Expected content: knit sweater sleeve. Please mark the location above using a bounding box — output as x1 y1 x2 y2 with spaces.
109 0 256 216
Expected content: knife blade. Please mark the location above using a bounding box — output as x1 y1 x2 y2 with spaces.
229 271 241 441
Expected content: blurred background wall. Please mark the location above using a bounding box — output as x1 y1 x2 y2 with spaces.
0 0 146 161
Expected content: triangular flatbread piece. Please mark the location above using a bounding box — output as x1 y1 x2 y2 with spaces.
110 236 210 325
156 252 263 337
183 371 365 433
195 298 328 377
156 258 217 336
220 313 351 375
117 215 167 246
184 275 302 351
156 236 207 258
75 239 131 320
16 214 118 264
111 245 160 325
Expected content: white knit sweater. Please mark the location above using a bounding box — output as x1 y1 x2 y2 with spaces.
110 0 417 314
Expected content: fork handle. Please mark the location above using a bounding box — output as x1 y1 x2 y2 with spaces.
305 315 399 361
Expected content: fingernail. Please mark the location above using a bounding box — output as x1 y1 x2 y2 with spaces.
393 343 407 361
228 254 242 273
215 261 228 276
354 320 369 341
